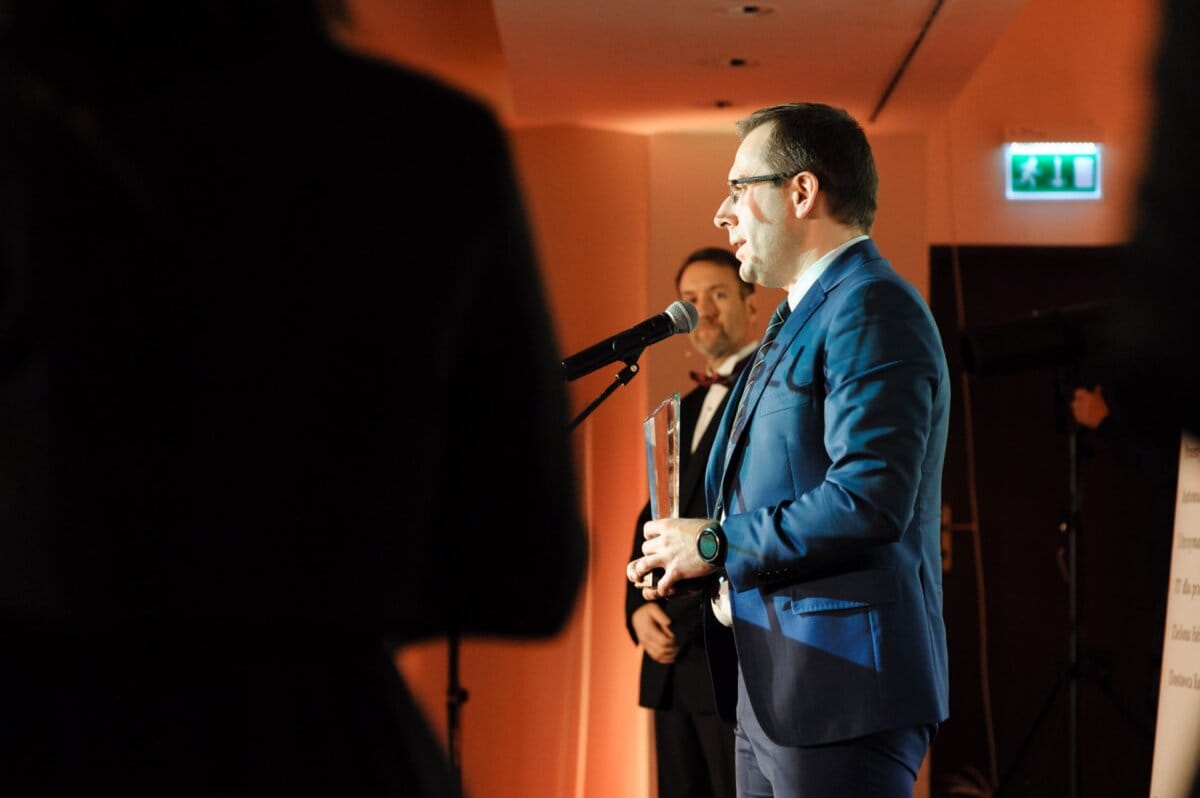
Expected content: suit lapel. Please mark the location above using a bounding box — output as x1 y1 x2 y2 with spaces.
714 239 881 513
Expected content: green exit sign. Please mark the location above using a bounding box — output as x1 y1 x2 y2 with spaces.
1005 142 1101 200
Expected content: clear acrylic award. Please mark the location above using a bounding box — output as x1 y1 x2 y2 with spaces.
644 392 681 522
638 392 681 589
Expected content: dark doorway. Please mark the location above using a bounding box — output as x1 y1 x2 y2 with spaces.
928 244 1173 798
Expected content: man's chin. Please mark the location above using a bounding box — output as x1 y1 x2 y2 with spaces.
693 340 732 361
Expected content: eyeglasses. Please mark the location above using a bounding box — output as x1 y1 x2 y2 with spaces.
726 171 800 203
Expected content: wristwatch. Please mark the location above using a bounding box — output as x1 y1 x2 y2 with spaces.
696 521 725 566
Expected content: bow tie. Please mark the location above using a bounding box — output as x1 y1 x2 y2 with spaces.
690 370 735 388
688 352 756 389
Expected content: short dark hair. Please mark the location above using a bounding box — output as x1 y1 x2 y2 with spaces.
674 247 754 297
737 103 878 233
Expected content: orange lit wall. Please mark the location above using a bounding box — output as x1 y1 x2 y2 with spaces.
926 0 1160 246
399 126 654 798
383 0 1161 796
514 125 652 797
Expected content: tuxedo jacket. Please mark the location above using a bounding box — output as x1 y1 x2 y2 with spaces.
705 239 950 746
626 385 738 716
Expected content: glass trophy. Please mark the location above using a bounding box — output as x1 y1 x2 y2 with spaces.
639 392 680 588
644 391 681 522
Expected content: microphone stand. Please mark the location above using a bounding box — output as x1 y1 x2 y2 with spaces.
440 351 642 792
446 629 468 798
997 364 1147 796
568 349 644 430
996 364 1082 797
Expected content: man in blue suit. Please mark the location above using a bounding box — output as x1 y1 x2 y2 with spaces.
628 103 950 796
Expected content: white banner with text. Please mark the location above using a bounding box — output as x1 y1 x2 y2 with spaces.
1150 433 1200 798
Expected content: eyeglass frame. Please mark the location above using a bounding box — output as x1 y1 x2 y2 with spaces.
726 170 802 202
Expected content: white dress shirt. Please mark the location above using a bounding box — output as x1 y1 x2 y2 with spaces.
692 339 761 453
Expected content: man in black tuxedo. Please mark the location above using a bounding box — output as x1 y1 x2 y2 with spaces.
0 2 586 795
626 247 759 798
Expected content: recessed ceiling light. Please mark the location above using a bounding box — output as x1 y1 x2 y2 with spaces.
713 4 775 16
698 56 761 69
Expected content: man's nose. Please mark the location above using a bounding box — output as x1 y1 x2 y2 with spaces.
714 197 733 229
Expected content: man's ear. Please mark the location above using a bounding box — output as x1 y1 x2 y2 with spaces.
792 171 820 220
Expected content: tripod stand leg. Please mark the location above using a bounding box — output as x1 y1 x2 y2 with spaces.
995 661 1067 796
447 632 468 798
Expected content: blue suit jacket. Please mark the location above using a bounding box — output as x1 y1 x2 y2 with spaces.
705 239 950 746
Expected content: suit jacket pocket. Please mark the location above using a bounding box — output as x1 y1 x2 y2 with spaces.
769 569 897 671
776 568 898 615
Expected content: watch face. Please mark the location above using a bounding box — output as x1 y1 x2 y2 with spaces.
698 528 720 561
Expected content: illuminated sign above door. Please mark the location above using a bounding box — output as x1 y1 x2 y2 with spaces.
1005 142 1101 200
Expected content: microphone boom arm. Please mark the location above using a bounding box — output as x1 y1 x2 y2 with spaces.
567 349 644 431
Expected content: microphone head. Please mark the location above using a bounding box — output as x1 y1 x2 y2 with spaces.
665 300 699 333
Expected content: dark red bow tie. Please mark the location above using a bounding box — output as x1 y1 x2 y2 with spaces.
689 352 756 388
690 370 735 388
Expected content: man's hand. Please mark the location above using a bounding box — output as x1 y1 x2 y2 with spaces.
626 517 717 599
630 603 678 663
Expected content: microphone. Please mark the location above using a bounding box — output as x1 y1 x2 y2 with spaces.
561 300 699 381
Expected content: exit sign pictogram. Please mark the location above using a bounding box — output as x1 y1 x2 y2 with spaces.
1005 142 1102 200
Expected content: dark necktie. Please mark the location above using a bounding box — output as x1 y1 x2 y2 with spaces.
727 299 791 447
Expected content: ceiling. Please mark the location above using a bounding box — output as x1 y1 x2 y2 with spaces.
336 0 1030 135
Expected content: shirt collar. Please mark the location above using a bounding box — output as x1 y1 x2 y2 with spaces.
716 339 761 376
786 234 870 310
